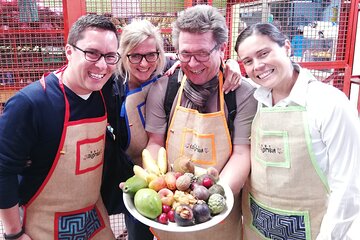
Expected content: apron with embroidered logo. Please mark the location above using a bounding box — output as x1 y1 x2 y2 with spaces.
152 72 242 240
121 77 158 166
242 105 329 240
23 68 115 239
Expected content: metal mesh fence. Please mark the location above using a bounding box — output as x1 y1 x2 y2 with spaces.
1 0 65 112
228 1 350 61
1 0 355 112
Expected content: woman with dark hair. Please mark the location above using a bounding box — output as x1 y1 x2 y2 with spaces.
235 23 360 240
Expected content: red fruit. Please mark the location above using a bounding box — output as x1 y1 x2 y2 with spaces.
162 204 171 213
202 177 214 188
157 213 169 224
167 209 175 222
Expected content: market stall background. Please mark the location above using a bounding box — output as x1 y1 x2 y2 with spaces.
0 0 359 237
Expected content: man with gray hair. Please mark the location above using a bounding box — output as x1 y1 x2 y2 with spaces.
145 5 257 240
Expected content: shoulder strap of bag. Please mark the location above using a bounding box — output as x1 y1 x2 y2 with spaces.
164 68 181 123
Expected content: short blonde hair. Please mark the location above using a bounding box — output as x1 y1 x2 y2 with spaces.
118 19 165 78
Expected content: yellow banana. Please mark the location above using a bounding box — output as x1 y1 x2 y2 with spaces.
133 165 149 181
142 149 160 176
146 173 159 184
157 147 168 174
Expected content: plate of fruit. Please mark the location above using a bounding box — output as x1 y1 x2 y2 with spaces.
121 148 234 232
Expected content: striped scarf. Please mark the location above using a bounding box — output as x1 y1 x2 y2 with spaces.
183 76 219 113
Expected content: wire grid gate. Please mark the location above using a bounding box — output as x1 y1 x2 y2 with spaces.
0 0 357 237
0 0 356 114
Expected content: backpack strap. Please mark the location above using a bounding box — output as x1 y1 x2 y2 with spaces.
164 68 181 123
224 90 236 136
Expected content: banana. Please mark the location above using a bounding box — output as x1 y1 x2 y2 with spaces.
146 173 159 183
133 165 149 181
157 147 168 174
142 149 161 176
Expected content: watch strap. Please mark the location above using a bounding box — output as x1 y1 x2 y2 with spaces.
3 227 25 240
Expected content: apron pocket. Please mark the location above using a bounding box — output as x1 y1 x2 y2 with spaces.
254 129 291 168
55 205 105 239
249 195 311 240
182 130 215 166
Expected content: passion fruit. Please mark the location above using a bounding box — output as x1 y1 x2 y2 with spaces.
193 201 212 223
174 204 195 226
208 184 225 197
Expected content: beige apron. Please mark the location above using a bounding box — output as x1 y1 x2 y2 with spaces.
242 105 329 240
166 72 232 170
153 72 242 240
122 77 157 166
23 69 115 239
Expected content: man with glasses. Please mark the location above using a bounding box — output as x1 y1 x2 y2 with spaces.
101 18 244 240
0 14 119 239
144 5 257 240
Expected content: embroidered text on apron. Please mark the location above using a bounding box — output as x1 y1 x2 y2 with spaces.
153 71 242 240
166 71 232 171
242 105 329 240
121 77 157 165
23 69 115 239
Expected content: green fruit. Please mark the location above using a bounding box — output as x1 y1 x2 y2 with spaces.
208 193 226 215
123 175 148 197
208 184 225 196
134 188 162 219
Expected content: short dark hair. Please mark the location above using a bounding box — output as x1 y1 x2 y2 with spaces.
235 23 288 53
67 14 119 47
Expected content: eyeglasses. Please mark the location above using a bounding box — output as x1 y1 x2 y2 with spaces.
71 45 120 65
177 44 219 63
126 52 160 64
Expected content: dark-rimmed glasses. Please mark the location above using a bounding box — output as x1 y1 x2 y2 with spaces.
127 52 160 64
71 45 120 65
177 44 219 63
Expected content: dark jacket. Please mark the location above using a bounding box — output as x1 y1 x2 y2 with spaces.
101 74 133 215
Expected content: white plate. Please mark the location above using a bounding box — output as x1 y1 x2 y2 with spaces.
123 181 234 232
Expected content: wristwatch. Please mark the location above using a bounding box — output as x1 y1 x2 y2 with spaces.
3 227 25 240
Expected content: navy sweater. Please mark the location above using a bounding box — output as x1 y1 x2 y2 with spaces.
0 73 104 208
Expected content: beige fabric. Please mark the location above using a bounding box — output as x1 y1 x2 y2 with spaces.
154 73 241 240
124 84 152 166
145 74 257 146
242 106 329 240
24 82 114 239
166 72 232 171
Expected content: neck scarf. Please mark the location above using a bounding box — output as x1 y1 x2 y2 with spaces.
183 75 219 113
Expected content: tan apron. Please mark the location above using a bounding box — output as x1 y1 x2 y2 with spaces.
242 105 329 240
23 69 115 239
166 72 232 170
122 77 157 166
153 72 242 240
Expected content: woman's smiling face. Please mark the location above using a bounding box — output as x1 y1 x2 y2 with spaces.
127 37 158 88
236 34 292 90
